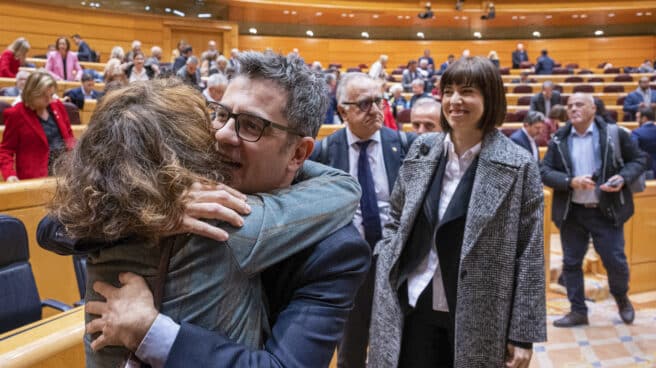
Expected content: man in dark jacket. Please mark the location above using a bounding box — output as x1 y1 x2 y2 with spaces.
63 72 102 109
541 93 647 328
72 34 94 62
534 49 555 75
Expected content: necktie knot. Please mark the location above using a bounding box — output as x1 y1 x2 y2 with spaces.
357 140 373 151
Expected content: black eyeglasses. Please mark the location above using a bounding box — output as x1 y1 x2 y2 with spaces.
208 102 304 142
341 97 384 113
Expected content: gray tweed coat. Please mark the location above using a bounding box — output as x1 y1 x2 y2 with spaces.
368 130 547 367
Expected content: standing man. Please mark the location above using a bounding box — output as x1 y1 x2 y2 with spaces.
39 51 371 367
632 107 656 178
173 46 193 73
176 56 202 90
623 76 656 121
534 49 555 75
542 93 647 327
310 72 416 368
512 42 529 69
410 97 441 134
418 49 434 68
530 81 561 115
402 60 421 92
72 34 94 62
510 111 546 160
438 54 455 75
369 55 388 81
409 79 431 108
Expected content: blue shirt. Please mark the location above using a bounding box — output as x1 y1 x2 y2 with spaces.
568 123 601 204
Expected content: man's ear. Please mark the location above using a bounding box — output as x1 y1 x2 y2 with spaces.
288 137 315 170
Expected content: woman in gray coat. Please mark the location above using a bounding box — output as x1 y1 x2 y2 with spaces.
369 56 547 367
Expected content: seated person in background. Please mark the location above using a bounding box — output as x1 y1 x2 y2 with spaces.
324 72 339 125
510 111 546 160
530 81 561 115
124 51 156 82
39 53 370 368
0 37 30 78
534 49 555 75
438 54 455 75
488 50 500 68
1 70 29 97
623 76 656 121
409 97 441 134
63 72 102 109
389 84 407 119
632 107 656 178
511 71 531 84
638 59 654 73
202 73 228 103
46 37 83 81
173 46 193 73
512 42 529 68
124 40 142 63
177 56 202 90
402 60 421 92
0 70 75 182
540 103 568 144
146 46 162 67
72 34 94 62
214 55 230 77
418 49 434 69
200 50 218 77
409 78 431 108
594 97 616 125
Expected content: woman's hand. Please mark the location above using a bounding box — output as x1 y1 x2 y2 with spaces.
505 343 532 368
6 176 19 183
168 182 251 241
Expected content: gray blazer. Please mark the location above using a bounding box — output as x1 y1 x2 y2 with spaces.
369 130 547 367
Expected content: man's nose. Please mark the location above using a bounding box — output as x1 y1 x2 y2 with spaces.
215 119 239 145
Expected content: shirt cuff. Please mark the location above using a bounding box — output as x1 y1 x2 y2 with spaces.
508 339 533 350
134 313 181 368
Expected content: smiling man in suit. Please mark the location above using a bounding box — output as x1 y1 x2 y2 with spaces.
310 72 416 368
530 81 561 115
510 111 546 160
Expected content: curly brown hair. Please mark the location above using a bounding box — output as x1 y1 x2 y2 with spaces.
50 78 226 241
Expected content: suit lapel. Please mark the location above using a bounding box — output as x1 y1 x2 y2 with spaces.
330 129 350 172
436 158 478 231
422 153 447 228
461 132 520 259
23 106 49 146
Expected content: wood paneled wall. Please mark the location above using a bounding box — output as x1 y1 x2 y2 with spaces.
0 1 239 64
239 35 656 69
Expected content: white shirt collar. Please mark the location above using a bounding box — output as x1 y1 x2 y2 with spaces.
570 121 594 137
346 126 382 148
521 127 536 144
443 133 482 162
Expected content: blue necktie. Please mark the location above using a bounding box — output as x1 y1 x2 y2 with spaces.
356 140 382 247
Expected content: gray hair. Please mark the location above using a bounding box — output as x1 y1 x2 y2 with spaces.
131 40 142 49
217 55 228 65
110 46 125 60
411 78 425 87
187 56 199 65
150 46 162 56
412 97 440 112
235 50 329 138
389 84 403 94
15 70 30 81
524 111 546 125
206 73 228 88
542 80 553 89
336 72 375 105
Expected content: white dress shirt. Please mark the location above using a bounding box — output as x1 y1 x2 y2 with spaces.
407 133 481 312
345 127 391 239
522 127 539 160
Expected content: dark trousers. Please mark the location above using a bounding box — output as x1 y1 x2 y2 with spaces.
560 204 630 314
398 281 454 368
337 263 374 368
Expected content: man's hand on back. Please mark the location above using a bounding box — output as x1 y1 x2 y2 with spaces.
171 182 251 242
86 272 158 352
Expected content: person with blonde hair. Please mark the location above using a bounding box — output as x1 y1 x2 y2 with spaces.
0 37 30 77
0 69 75 181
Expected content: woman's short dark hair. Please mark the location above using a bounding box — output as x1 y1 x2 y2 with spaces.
56 36 70 52
439 56 506 134
50 78 226 241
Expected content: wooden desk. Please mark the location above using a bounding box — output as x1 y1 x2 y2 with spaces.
0 307 84 368
26 58 106 73
502 73 654 84
0 78 104 98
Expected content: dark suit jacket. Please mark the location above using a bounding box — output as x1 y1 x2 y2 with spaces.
623 90 656 120
510 129 533 155
529 91 561 115
511 50 529 68
535 55 555 75
166 225 371 368
63 87 102 110
77 41 92 62
631 122 656 174
309 126 417 191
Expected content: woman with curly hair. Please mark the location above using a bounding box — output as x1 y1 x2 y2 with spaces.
42 77 361 367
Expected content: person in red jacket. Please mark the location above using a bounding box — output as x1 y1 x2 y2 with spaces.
0 37 30 78
0 70 75 182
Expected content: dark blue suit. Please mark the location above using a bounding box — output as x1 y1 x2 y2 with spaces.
309 126 416 368
623 90 656 121
63 87 102 110
534 55 555 75
510 129 534 156
166 224 371 368
77 41 93 62
631 122 656 175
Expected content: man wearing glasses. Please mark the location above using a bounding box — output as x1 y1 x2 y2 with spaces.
310 72 416 368
38 52 371 367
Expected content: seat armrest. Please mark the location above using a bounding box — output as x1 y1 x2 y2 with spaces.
42 299 73 312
